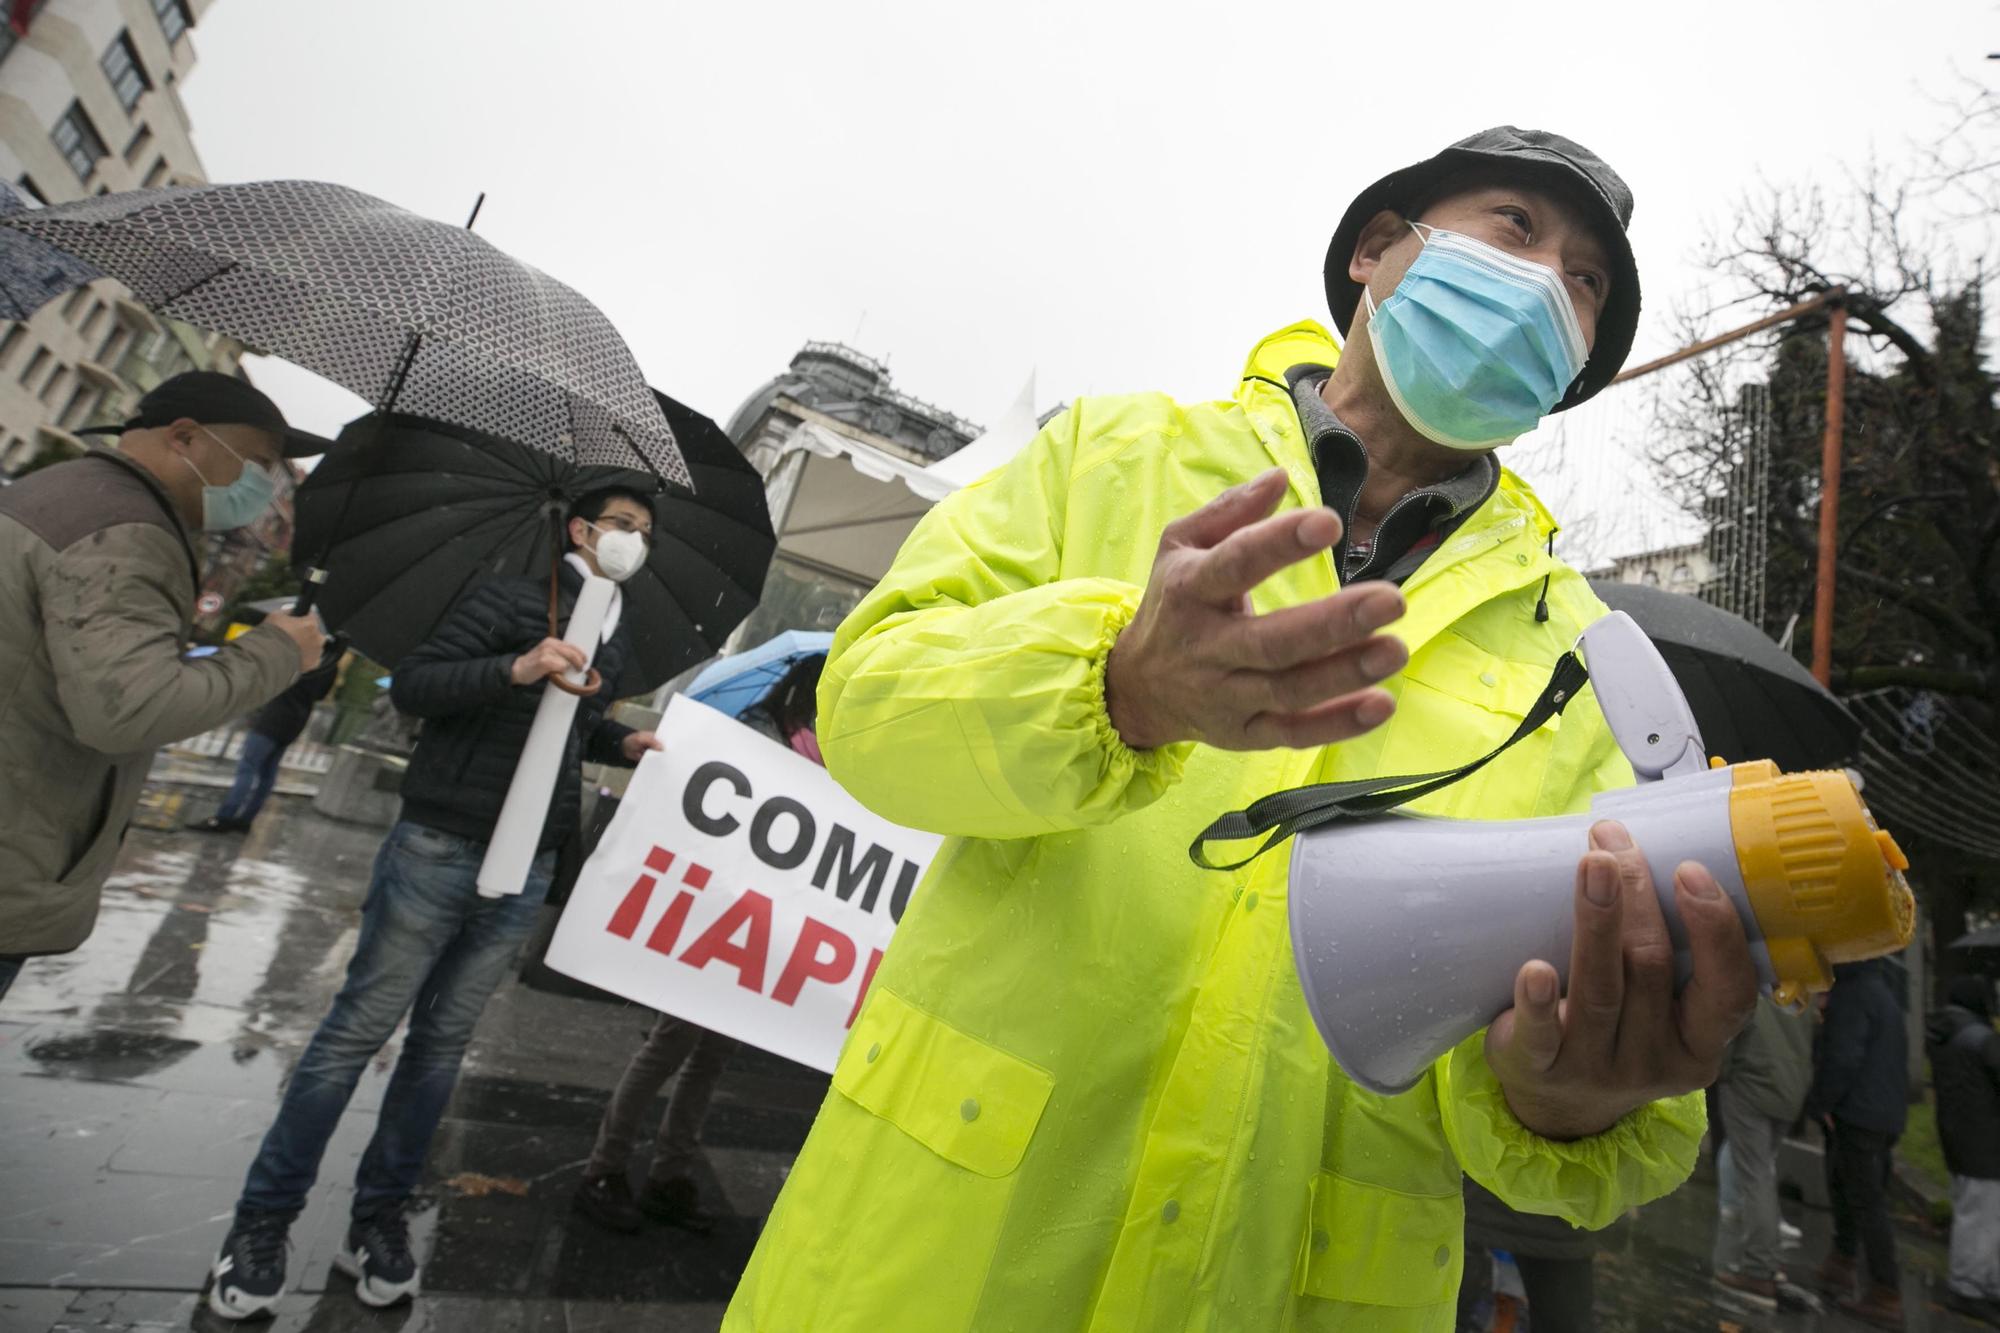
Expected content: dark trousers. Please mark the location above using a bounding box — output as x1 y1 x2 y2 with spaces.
217 730 288 824
1457 1247 1595 1332
1826 1118 1900 1286
233 821 551 1225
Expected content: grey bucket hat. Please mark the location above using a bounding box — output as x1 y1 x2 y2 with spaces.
1322 126 1640 411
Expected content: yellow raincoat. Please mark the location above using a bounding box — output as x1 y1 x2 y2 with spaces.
724 321 1704 1331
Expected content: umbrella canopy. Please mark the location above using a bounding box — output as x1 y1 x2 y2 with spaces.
686 630 835 719
0 180 688 487
1589 579 1860 771
293 392 772 696
0 182 100 321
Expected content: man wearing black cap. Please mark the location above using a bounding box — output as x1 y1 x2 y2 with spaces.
0 371 329 998
722 128 1757 1332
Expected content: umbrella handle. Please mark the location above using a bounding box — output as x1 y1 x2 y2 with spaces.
547 668 602 699
291 567 329 616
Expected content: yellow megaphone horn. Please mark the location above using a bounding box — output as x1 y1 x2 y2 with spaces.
1194 611 1915 1097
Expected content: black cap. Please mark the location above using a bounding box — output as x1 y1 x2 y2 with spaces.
1322 126 1640 412
77 370 331 458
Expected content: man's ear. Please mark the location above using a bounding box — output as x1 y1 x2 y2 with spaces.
1348 208 1409 290
567 515 591 549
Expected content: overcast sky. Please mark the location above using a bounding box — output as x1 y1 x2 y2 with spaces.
180 0 1993 548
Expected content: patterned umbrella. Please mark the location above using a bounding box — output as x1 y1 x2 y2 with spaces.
0 180 688 486
0 182 101 321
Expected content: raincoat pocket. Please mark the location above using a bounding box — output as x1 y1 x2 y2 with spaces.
834 986 1054 1177
1294 1169 1463 1309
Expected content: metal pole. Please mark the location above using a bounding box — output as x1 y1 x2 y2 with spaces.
1612 288 1846 384
1811 302 1848 686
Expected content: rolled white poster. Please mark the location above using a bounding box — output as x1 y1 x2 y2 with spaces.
477 572 616 898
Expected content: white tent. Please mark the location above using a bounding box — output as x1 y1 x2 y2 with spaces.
763 375 1040 585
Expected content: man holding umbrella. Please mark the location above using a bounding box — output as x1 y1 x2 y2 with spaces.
0 372 328 1000
206 485 663 1320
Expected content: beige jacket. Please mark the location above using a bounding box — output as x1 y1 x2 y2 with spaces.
0 449 297 955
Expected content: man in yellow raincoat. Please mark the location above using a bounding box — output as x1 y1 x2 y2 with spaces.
724 127 1758 1331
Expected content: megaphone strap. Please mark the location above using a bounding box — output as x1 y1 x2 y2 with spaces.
1189 651 1591 870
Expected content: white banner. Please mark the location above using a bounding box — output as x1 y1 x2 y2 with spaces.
545 695 941 1073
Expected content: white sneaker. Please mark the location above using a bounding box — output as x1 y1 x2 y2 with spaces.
1779 1217 1803 1247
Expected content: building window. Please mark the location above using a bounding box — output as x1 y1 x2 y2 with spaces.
40 365 69 405
15 173 45 204
122 122 152 164
59 383 96 429
79 301 107 341
51 102 108 183
0 325 21 367
61 287 89 319
101 32 150 114
152 0 189 45
19 346 49 387
97 325 127 364
142 156 169 188
1670 563 1694 587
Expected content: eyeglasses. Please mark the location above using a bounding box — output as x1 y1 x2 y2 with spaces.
591 516 654 540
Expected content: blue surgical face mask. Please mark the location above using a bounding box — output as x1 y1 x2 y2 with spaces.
1363 223 1588 450
181 427 279 531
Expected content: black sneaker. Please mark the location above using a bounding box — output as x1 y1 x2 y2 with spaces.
638 1176 713 1234
205 1214 289 1320
334 1208 419 1308
186 815 247 833
1941 1286 2000 1327
572 1173 643 1234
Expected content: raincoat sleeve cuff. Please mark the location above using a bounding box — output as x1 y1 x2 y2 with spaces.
1088 594 1195 799
1435 1030 1705 1232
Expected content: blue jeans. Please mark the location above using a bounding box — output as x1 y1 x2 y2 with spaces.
217 731 287 823
234 820 552 1225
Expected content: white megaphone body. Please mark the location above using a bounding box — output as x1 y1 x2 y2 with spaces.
1283 610 1914 1097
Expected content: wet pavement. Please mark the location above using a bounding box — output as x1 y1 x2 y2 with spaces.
1 767 1994 1331
1 769 826 1332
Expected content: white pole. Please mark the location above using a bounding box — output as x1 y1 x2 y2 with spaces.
477 573 616 898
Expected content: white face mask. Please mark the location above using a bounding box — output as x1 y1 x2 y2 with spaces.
587 521 649 583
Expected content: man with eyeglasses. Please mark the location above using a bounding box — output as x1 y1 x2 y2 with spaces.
0 371 329 1000
206 483 664 1320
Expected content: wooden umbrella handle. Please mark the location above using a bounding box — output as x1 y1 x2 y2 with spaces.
547 668 602 698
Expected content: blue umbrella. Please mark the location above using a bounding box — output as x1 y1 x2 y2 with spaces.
686 630 834 719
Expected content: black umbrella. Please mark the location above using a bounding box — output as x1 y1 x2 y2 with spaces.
1589 579 1861 771
293 391 772 696
0 180 688 486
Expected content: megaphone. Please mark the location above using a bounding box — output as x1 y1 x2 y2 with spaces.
1280 611 1914 1096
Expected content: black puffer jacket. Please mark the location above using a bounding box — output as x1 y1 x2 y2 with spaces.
1805 957 1909 1137
391 564 633 850
1927 991 2000 1179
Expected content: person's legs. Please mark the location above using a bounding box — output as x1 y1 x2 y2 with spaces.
1713 1090 1746 1275
583 1012 704 1181
1826 1119 1858 1261
1948 1176 2000 1299
238 734 289 823
349 842 551 1220
233 823 461 1224
1512 1253 1595 1333
214 732 277 824
650 1031 734 1185
1835 1122 1900 1287
1725 1103 1783 1281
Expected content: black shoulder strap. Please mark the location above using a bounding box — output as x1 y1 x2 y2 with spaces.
1188 651 1591 871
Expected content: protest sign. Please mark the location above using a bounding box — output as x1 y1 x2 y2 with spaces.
545 694 941 1072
